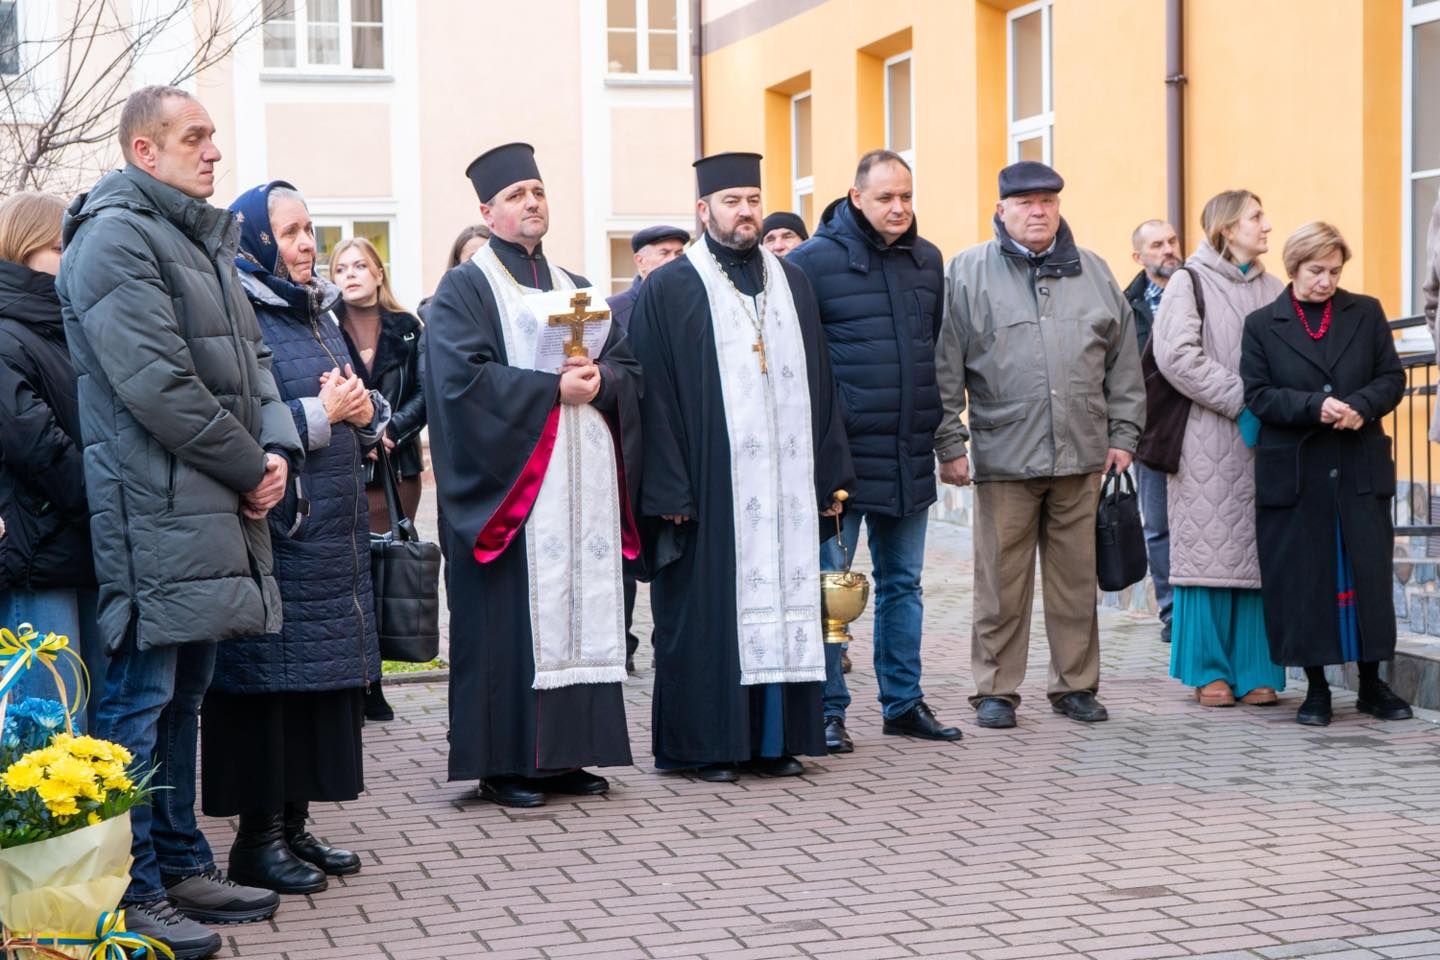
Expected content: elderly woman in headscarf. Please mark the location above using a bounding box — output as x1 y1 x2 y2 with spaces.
199 180 388 897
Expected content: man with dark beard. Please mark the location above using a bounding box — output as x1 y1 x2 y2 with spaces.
1125 219 1182 644
627 152 854 782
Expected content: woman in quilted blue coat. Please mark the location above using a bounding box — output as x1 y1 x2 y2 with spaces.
200 181 388 897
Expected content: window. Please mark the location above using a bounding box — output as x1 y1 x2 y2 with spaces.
609 236 635 295
1007 0 1052 164
314 217 391 281
791 91 813 228
1406 3 1440 315
0 2 18 76
884 52 914 169
262 0 384 73
607 0 687 77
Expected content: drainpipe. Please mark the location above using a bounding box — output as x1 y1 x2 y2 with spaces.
1165 0 1186 250
691 0 704 162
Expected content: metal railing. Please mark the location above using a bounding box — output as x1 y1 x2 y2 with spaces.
1388 314 1438 538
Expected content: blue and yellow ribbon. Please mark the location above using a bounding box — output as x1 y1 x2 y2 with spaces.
0 623 90 730
19 909 176 959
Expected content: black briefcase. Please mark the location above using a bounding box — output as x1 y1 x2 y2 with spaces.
1096 468 1148 592
369 448 442 663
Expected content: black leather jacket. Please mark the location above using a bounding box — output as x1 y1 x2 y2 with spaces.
339 305 426 480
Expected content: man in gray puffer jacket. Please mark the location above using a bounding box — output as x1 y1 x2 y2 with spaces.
935 161 1144 731
56 86 303 960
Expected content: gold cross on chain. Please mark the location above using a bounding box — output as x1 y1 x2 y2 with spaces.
547 292 609 359
752 337 767 374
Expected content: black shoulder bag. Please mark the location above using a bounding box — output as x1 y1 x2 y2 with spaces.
1135 265 1205 474
369 447 442 663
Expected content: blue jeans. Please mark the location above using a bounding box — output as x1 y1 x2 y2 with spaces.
1135 462 1173 637
93 638 217 903
0 588 103 731
820 508 928 721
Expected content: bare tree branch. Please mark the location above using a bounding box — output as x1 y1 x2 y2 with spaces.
0 0 264 195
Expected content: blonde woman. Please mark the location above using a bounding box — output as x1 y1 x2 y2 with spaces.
0 192 103 725
1241 222 1409 726
1152 190 1286 707
330 237 426 723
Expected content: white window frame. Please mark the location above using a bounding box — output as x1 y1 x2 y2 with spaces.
791 90 813 225
261 0 389 77
311 213 395 285
1006 0 1053 164
605 0 689 80
608 232 636 295
1403 1 1440 320
884 51 915 170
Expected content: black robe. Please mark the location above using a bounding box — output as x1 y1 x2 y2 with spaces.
628 234 855 766
422 236 641 780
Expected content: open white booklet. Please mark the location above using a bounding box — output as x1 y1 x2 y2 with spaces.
519 287 612 373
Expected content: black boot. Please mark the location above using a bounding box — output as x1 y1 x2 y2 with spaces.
228 812 328 894
1297 667 1332 727
284 802 361 877
364 681 394 722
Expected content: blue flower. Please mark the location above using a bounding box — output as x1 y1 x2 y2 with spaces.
2 698 68 752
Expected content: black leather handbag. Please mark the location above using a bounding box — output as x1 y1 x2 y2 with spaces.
1096 468 1148 592
1135 265 1205 474
369 447 442 663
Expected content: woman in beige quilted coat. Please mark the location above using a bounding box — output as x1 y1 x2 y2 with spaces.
1152 190 1286 707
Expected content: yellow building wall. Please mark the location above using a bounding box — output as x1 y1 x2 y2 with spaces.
701 0 1404 314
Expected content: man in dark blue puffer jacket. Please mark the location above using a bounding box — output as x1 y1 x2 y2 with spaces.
788 150 962 754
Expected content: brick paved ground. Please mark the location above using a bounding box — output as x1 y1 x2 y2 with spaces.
205 519 1440 960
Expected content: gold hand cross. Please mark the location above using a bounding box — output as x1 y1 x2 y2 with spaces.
548 292 609 359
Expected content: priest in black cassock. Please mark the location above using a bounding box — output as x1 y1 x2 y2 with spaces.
628 152 854 782
421 143 642 808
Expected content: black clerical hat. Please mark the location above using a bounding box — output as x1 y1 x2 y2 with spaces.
694 152 762 196
761 211 808 241
466 142 542 203
998 160 1064 199
630 224 690 252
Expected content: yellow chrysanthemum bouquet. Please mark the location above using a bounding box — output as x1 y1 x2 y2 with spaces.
0 624 168 959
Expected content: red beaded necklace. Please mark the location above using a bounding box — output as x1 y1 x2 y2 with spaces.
1290 289 1332 340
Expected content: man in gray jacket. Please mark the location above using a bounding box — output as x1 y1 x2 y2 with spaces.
934 161 1144 730
57 86 302 960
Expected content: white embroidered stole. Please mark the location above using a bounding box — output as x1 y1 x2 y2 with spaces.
473 246 626 689
684 242 824 685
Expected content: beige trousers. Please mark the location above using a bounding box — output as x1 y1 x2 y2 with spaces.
970 473 1102 706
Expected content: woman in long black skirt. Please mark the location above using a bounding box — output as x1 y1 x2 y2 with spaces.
200 180 386 893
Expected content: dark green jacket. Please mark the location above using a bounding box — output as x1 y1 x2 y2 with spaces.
56 166 303 653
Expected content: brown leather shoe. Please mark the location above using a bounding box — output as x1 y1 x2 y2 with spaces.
1239 687 1278 706
1195 680 1236 707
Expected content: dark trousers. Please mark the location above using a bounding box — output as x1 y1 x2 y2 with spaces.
624 574 639 660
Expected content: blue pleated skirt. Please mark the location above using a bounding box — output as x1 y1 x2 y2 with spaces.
1170 585 1286 696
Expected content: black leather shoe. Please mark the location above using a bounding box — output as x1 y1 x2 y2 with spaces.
1052 692 1109 723
1357 681 1412 721
363 681 394 722
626 655 636 675
542 769 609 796
883 701 963 741
1296 686 1333 726
975 698 1017 728
284 803 360 877
694 763 739 783
824 716 853 753
227 814 328 895
478 775 546 807
745 755 805 777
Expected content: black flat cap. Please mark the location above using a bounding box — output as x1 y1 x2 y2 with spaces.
998 160 1064 198
466 142 541 204
630 224 690 252
761 212 808 241
694 152 762 196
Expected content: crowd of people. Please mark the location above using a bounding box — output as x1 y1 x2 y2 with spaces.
0 82 1425 960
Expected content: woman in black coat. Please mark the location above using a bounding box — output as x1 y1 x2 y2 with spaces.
0 192 101 722
201 181 388 896
1240 222 1411 727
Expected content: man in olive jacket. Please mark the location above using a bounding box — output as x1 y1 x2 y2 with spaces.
57 87 302 960
934 161 1144 730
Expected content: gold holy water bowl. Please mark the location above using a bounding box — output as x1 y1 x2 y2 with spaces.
820 569 870 645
